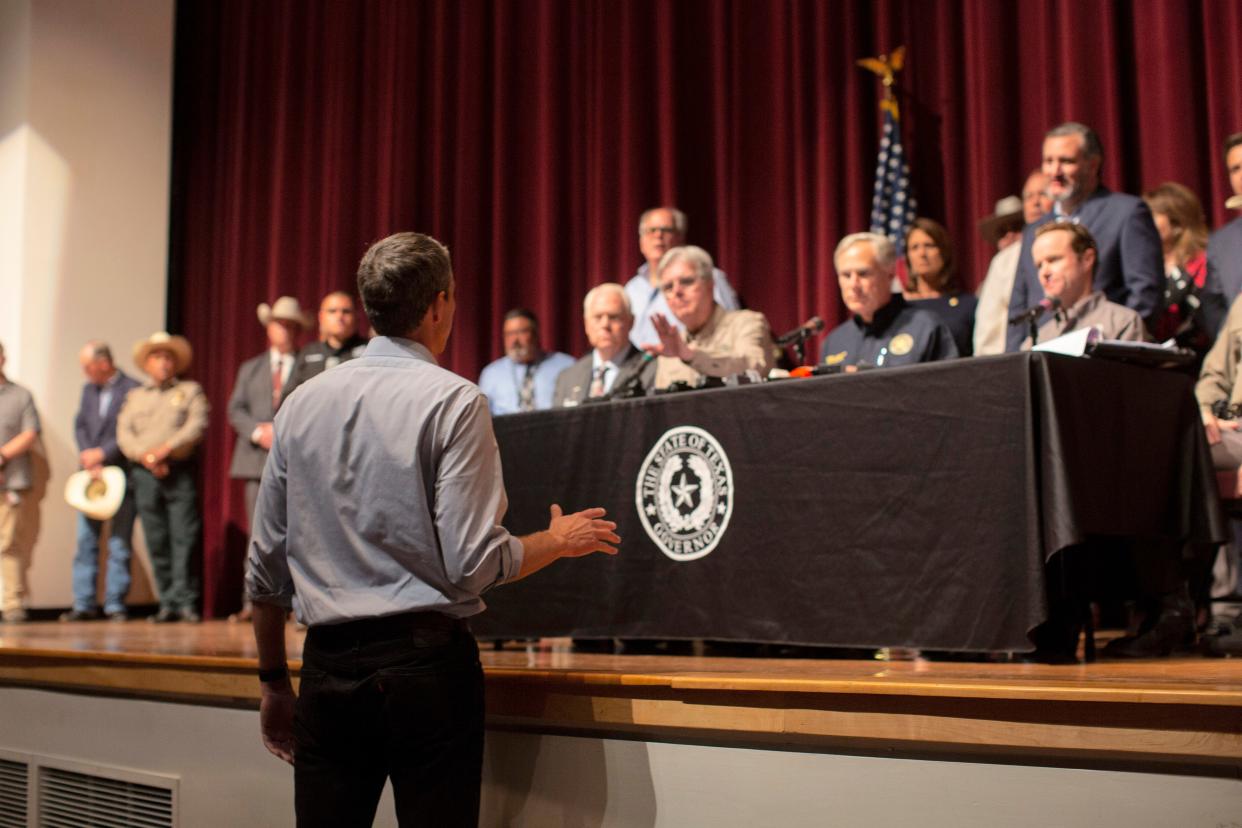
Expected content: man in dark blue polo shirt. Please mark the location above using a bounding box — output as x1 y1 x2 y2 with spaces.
819 232 959 369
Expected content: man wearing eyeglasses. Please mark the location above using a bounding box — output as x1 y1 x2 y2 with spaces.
645 246 774 389
624 206 740 349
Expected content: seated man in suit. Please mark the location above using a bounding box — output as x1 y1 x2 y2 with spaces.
1021 222 1149 348
554 283 655 406
227 296 310 622
645 246 775 390
820 232 958 369
62 341 141 622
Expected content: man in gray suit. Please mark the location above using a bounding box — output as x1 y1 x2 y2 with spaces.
1005 122 1164 351
1200 132 1242 335
554 283 655 406
227 296 310 620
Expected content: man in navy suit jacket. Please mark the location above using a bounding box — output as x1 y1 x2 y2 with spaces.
1005 122 1163 352
1199 133 1242 335
65 342 140 621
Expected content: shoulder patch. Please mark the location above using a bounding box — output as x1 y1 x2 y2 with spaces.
888 332 914 356
824 351 848 366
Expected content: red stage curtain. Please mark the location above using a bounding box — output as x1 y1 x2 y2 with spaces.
168 0 1242 616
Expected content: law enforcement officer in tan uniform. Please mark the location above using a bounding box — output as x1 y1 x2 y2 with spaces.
117 332 209 622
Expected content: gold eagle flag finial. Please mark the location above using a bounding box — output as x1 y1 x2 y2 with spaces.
857 45 906 118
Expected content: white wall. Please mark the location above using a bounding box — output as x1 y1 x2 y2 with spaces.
0 687 1238 828
0 0 173 608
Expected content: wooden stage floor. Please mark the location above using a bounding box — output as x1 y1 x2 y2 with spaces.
2 620 1241 769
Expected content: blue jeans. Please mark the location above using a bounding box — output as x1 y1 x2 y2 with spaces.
295 612 484 827
72 492 135 614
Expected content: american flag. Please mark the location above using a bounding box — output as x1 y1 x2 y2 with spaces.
869 106 916 253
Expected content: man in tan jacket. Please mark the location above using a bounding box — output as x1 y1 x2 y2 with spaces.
646 246 774 389
117 332 209 623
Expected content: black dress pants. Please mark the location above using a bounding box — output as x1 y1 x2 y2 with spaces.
294 611 484 827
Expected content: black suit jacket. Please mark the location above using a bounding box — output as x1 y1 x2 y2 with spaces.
553 344 655 407
227 351 286 479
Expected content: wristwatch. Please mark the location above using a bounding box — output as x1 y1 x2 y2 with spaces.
258 666 290 684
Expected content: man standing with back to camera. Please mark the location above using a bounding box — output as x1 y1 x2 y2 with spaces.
247 232 620 826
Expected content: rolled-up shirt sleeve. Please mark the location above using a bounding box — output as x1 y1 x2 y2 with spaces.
434 393 524 592
246 427 294 608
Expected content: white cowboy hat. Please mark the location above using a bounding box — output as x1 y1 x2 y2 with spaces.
257 296 313 329
977 194 1024 245
132 332 193 375
63 466 127 521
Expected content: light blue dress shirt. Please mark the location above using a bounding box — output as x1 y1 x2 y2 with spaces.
624 263 741 348
478 352 574 415
247 336 524 626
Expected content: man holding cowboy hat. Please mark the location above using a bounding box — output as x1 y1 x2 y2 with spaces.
227 296 311 622
117 332 209 623
61 341 141 622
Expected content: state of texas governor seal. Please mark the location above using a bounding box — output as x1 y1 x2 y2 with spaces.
635 425 735 562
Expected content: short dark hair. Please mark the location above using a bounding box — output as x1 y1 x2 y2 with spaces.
356 233 452 337
1046 122 1103 160
1226 132 1242 160
1035 220 1098 275
503 308 539 332
89 342 114 363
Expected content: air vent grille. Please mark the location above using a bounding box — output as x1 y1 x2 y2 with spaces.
37 766 173 828
0 758 29 828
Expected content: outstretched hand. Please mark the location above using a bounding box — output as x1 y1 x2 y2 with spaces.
643 313 691 361
547 504 620 557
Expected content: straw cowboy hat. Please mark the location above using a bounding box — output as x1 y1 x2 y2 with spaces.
977 194 1024 246
257 296 313 329
63 466 127 521
132 332 193 375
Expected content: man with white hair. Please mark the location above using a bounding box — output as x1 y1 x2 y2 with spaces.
820 232 958 369
554 283 655 406
625 206 740 349
645 245 774 389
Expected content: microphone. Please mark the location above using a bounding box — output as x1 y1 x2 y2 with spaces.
1009 296 1061 326
774 316 825 347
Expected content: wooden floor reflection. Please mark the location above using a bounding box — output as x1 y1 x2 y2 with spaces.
2 620 1241 704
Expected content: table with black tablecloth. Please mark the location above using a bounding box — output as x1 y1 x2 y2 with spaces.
471 353 1224 653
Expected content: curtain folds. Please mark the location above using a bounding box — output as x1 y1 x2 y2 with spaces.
169 0 1242 615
